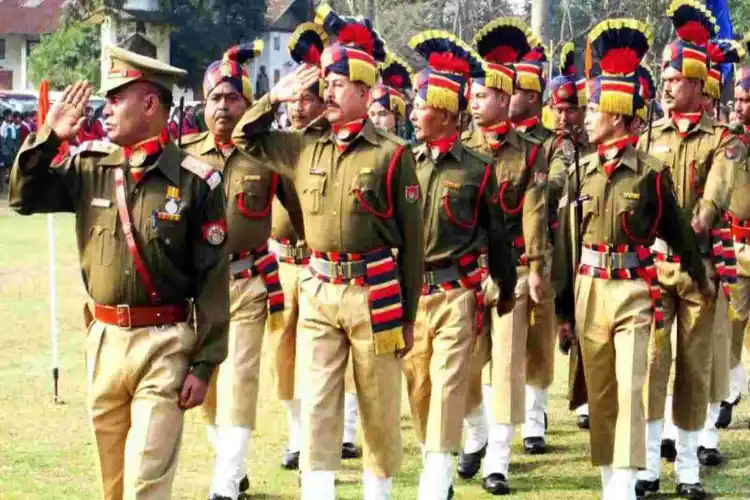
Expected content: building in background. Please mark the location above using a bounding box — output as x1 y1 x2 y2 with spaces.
247 0 313 98
0 0 64 90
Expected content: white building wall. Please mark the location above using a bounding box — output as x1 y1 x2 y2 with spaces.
247 30 295 97
0 35 27 90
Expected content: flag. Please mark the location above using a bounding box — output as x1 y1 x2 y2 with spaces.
706 0 734 96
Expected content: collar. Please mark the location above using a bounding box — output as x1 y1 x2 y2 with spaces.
594 140 639 175
663 111 715 136
122 130 168 166
512 116 540 133
464 127 522 153
480 121 511 150
99 141 182 187
318 118 380 147
414 138 465 162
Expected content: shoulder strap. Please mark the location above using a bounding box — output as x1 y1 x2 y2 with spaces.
114 168 161 304
181 155 222 190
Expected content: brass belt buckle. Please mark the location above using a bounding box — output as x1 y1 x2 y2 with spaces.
116 304 132 329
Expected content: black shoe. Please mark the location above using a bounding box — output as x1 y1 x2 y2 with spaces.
457 443 486 479
523 437 546 455
239 475 249 493
447 485 454 499
341 442 361 459
482 473 510 495
577 414 590 429
677 483 707 499
716 399 737 429
280 449 300 470
635 478 660 496
209 496 232 500
698 446 723 466
661 439 677 462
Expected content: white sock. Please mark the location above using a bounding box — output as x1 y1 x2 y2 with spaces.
575 403 589 417
363 469 393 500
676 429 701 485
727 364 747 404
463 403 489 454
483 422 513 478
663 395 678 441
698 403 721 450
600 465 613 498
209 426 251 498
418 452 454 500
606 467 637 500
343 392 358 444
637 420 662 482
282 399 301 452
301 471 336 500
205 424 218 450
523 385 547 438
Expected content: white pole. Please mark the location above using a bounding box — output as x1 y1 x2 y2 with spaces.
48 213 59 403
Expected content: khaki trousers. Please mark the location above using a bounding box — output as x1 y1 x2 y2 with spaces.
645 260 716 430
86 320 195 500
464 322 491 415
575 275 650 468
268 261 356 402
404 288 476 452
202 275 267 428
486 268 530 425
297 269 402 476
730 244 750 369
526 250 556 390
708 293 730 402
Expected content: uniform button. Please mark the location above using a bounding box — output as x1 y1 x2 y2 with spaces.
124 270 131 276
331 210 338 216
133 187 139 195
165 238 171 245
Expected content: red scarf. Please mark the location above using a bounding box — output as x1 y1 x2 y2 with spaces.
428 133 458 160
480 121 511 150
597 135 639 176
215 138 235 157
512 116 540 133
331 117 367 152
671 112 702 138
123 129 169 183
744 124 750 137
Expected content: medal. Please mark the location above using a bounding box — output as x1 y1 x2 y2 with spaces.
165 199 179 215
129 148 146 167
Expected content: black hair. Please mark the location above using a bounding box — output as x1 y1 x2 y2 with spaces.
11 111 20 120
2 109 10 118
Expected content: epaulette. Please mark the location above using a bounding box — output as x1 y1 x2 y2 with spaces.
74 140 119 157
462 143 494 164
180 131 209 147
638 150 666 173
374 127 408 146
570 151 598 177
517 130 544 145
181 154 222 190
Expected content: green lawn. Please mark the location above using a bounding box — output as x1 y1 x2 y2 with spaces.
2 208 750 499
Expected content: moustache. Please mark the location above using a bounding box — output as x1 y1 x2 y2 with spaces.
325 100 339 108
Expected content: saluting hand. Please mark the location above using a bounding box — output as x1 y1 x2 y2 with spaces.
47 81 92 141
269 65 322 104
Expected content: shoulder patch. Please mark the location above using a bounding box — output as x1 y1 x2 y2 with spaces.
180 131 209 147
182 154 222 190
373 127 408 146
73 140 119 157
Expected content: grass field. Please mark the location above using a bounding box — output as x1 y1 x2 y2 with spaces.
2 206 750 499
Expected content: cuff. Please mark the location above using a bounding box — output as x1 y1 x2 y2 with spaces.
699 200 719 227
190 362 215 384
528 258 544 275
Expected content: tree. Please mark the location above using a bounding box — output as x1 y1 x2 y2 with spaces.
160 0 267 90
27 23 101 90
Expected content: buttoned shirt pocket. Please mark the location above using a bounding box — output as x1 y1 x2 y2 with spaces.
441 182 479 228
235 176 272 219
349 169 382 214
86 206 117 267
301 174 326 215
579 194 599 239
688 153 710 195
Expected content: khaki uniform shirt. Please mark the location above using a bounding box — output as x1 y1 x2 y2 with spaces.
180 131 303 252
638 114 743 227
232 94 424 322
462 127 548 274
728 129 750 220
9 124 230 383
554 145 705 323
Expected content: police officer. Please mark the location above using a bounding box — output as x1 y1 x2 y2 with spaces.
232 6 423 499
368 51 412 134
406 30 516 500
510 36 567 451
636 2 744 498
458 18 546 495
269 22 360 470
555 19 708 499
549 41 595 430
722 58 750 428
179 41 303 499
10 46 229 499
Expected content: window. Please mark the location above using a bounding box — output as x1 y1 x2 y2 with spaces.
273 69 281 84
27 40 39 57
274 36 280 51
0 39 6 60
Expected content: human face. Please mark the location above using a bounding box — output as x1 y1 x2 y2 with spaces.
702 96 716 115
469 82 508 127
204 81 248 140
368 101 397 132
662 67 703 114
289 88 325 129
324 73 369 125
584 102 618 144
102 82 164 146
735 87 750 126
553 102 584 134
509 89 537 121
410 96 452 143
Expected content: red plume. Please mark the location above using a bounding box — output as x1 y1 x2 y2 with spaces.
599 47 641 74
337 24 374 55
484 45 518 65
428 52 470 77
677 21 710 46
